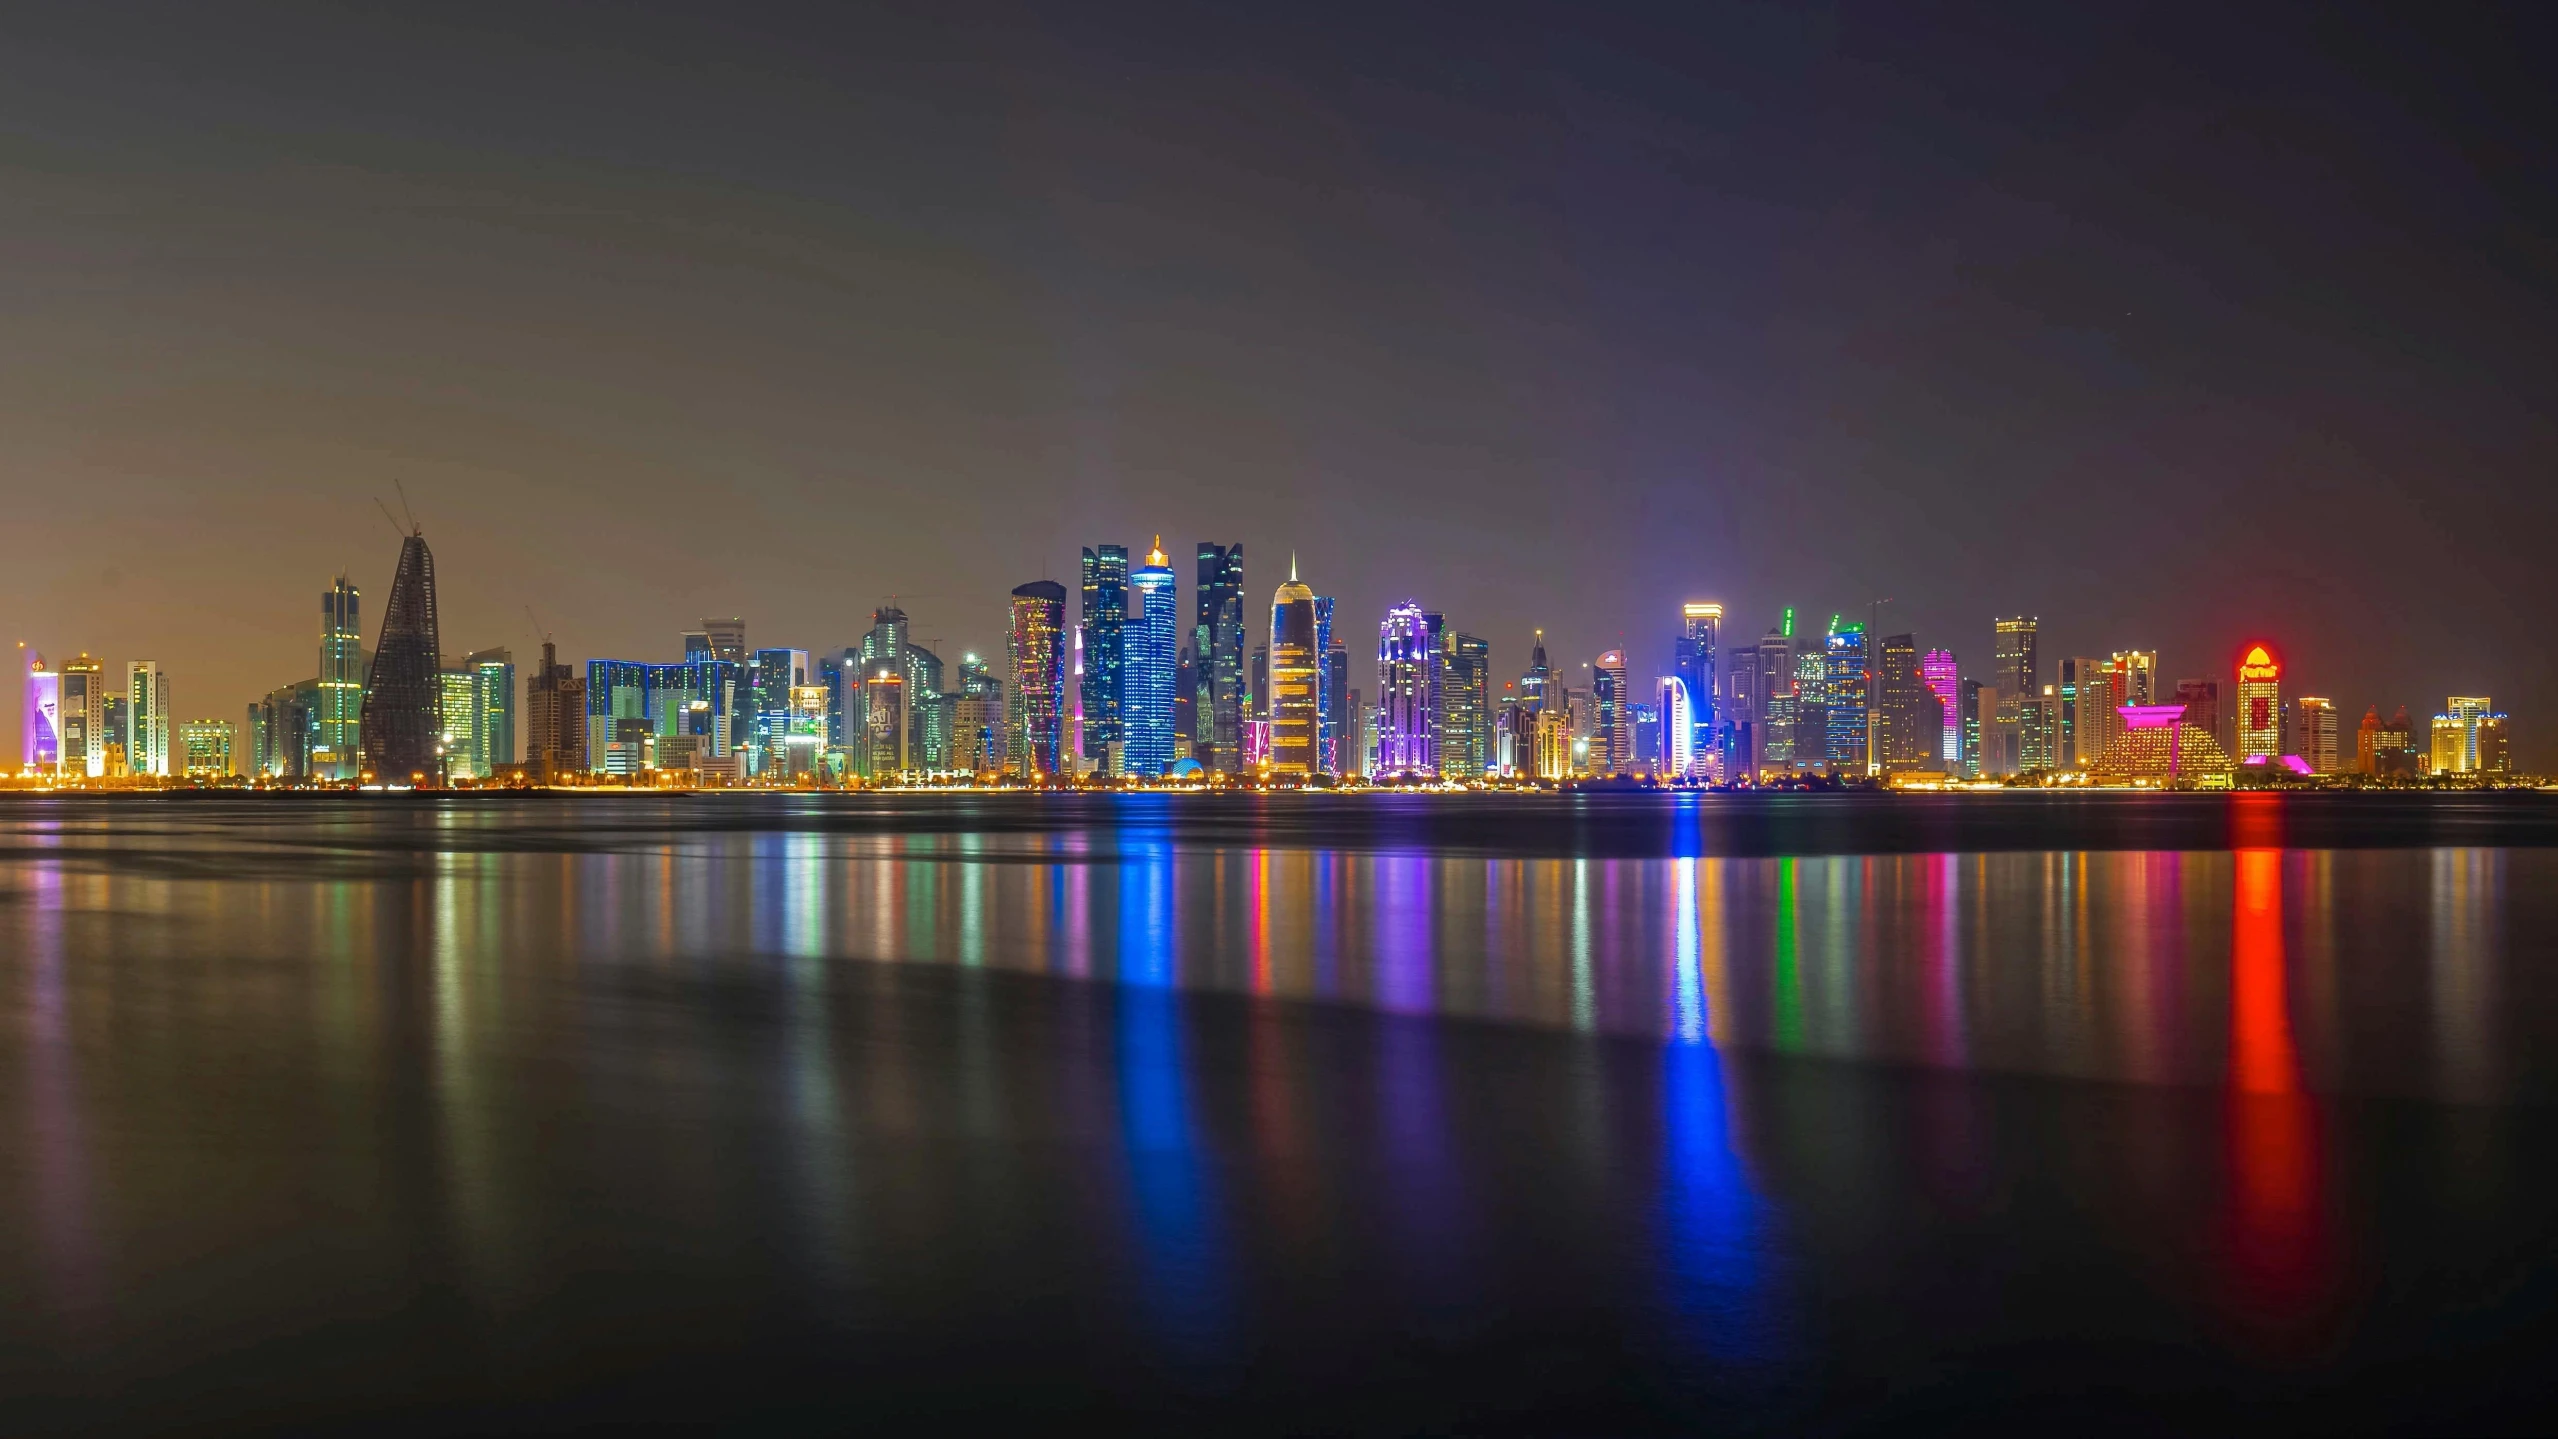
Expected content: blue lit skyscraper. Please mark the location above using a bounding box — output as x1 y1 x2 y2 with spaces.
1675 603 1721 777
1375 600 1439 777
1823 620 1869 774
1313 594 1337 775
1192 542 1245 773
1123 538 1179 776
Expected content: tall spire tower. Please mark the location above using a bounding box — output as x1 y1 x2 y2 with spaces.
361 530 444 783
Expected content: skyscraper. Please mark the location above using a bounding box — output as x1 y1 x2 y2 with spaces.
1874 634 1943 774
1313 595 1339 775
60 654 104 778
1193 542 1245 773
22 650 60 773
1078 546 1128 767
1823 621 1869 774
1675 603 1722 771
1520 630 1552 714
2174 678 2224 757
178 719 233 778
1008 580 1067 776
125 660 169 777
525 641 586 781
1959 677 1985 778
1375 601 1439 777
1593 649 1630 774
1268 559 1319 777
1442 632 1490 779
1921 648 1959 767
2111 650 2158 706
2235 644 2282 761
2431 696 2505 774
2293 695 2340 774
1990 616 2038 776
318 576 363 780
468 648 516 774
439 666 479 777
1123 539 1179 776
1658 676 1696 777
358 534 441 783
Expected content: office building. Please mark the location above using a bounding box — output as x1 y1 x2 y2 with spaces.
1989 616 2038 776
1959 677 1985 778
2111 650 2158 706
1592 649 1631 775
58 654 104 777
439 667 479 777
1267 560 1319 776
526 642 586 780
1874 634 1943 774
1312 596 1336 775
2019 687 2060 773
359 534 443 782
1922 648 1959 768
1443 631 1490 779
105 695 128 761
1375 601 1440 777
1532 708 1571 780
1079 546 1128 766
122 660 169 777
1112 539 1179 777
1009 580 1068 775
2292 696 2340 774
1823 621 1869 774
22 650 60 773
698 619 746 666
1193 542 1246 773
1520 630 1551 714
179 719 234 778
1658 677 1696 777
2068 659 2124 771
2235 644 2282 761
467 648 516 774
314 576 364 780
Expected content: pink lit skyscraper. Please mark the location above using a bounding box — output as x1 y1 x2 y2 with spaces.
1922 649 1960 766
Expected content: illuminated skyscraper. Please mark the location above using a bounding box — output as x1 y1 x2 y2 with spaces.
1520 630 1551 713
1874 635 1942 774
467 648 516 774
1657 676 1696 777
699 619 746 666
359 533 442 783
1009 580 1067 775
1823 621 1869 774
1921 648 1959 766
2174 678 2224 757
125 660 169 777
525 642 586 781
2431 696 2505 775
317 577 363 780
1675 603 1721 770
2293 695 2340 774
2235 644 2282 761
1593 649 1630 774
1959 677 1985 778
1989 616 2038 776
1268 559 1319 776
2111 649 2157 706
1312 595 1340 775
439 667 478 777
1193 542 1245 773
1375 601 1439 777
179 719 233 778
1123 539 1180 776
60 654 105 778
1443 631 1490 779
21 649 59 773
2019 687 2060 773
1079 546 1128 766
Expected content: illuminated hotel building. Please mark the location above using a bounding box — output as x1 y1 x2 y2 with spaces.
22 649 60 773
1921 648 1959 766
2431 696 2508 775
1657 676 1696 777
2235 644 2282 761
1532 708 1571 780
1374 601 1439 777
1675 603 1721 771
1121 539 1180 776
2292 695 2339 774
124 660 170 777
317 575 363 780
2088 703 2235 788
1267 560 1319 776
1008 580 1068 775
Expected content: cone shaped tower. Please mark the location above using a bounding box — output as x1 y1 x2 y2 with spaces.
361 532 444 782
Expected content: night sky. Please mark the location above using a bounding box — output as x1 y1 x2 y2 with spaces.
5 2 2552 761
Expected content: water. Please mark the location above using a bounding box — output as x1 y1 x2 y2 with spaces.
2 792 2555 1432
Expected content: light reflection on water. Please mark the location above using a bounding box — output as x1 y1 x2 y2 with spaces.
1 800 2553 1430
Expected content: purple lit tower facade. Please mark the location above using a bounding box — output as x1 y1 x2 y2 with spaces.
1922 648 1960 767
1374 601 1440 777
22 649 60 772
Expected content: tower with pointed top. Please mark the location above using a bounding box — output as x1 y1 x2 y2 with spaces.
1123 537 1180 776
1269 557 1318 776
361 531 443 783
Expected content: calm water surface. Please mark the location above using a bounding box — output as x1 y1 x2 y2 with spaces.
2 792 2556 1432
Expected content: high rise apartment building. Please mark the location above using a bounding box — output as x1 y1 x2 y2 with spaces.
1593 649 1631 774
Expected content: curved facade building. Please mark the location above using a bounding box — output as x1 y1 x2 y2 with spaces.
1375 602 1439 777
361 533 443 783
1268 561 1318 776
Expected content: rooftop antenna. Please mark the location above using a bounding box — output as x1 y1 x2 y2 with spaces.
392 478 420 535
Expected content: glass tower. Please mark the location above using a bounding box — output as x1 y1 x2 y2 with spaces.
1676 603 1721 775
1268 559 1318 776
360 533 443 783
1375 601 1439 777
1079 547 1128 766
1193 542 1245 774
1823 621 1869 774
1008 581 1067 775
1123 540 1180 776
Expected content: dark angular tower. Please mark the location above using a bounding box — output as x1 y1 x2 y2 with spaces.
361 532 443 782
